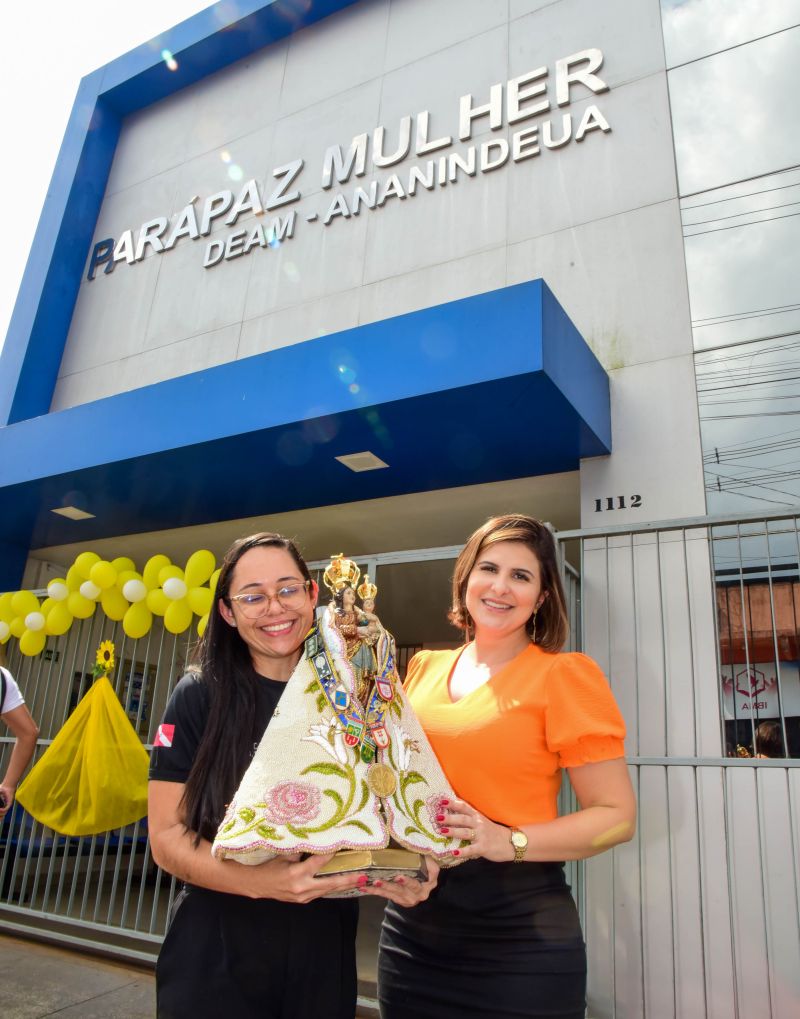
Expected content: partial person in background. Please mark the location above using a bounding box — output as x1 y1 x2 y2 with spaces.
379 514 637 1019
755 720 785 759
0 653 40 817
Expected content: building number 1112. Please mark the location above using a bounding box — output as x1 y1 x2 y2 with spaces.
594 495 642 512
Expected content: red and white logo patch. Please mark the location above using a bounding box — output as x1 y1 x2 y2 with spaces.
154 723 175 748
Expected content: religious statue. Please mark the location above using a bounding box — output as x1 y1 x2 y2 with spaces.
356 574 381 645
323 555 378 703
211 551 463 882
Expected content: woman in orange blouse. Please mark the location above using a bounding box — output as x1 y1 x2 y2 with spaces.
378 515 636 1019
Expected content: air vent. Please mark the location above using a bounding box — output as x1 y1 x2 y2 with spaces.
334 451 389 472
51 506 96 520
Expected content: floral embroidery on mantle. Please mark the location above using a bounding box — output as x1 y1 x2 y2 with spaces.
212 607 459 864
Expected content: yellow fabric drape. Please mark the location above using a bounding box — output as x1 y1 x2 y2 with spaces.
16 675 149 836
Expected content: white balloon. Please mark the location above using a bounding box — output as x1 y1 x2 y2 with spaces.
80 580 101 601
0 621 10 640
163 577 188 601
47 581 69 601
122 579 148 603
25 611 46 632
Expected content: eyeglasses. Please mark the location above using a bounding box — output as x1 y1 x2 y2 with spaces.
229 580 311 618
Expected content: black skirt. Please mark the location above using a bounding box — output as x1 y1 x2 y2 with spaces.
378 858 586 1019
156 885 358 1019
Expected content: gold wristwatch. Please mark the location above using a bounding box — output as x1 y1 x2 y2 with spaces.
509 828 528 863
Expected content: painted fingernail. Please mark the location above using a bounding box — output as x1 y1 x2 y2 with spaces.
373 879 383 887
357 875 368 886
395 876 406 885
440 799 450 806
452 849 460 857
436 814 445 821
439 827 449 834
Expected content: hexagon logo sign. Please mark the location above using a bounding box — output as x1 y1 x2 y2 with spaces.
735 667 767 698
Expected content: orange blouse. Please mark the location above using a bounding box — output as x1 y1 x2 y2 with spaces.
404 644 626 827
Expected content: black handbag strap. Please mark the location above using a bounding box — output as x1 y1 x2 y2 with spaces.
0 667 7 714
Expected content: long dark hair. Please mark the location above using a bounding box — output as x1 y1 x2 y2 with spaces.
181 532 312 843
333 585 355 613
449 514 569 652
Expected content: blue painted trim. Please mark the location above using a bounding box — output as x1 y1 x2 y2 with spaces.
0 283 556 487
0 0 360 426
541 283 611 453
0 281 610 590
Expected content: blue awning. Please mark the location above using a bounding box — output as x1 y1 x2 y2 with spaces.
0 280 610 587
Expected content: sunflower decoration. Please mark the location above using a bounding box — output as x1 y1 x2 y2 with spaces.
93 639 116 680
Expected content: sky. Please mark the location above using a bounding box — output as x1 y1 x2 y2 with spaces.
0 0 216 358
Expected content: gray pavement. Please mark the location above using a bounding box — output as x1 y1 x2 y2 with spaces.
2 934 155 1018
1 932 378 1017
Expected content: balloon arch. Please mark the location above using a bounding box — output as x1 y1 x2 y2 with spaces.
0 550 219 656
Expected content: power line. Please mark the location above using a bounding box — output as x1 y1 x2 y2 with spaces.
705 425 800 450
701 409 800 420
706 485 800 509
668 24 800 72
699 394 800 406
693 302 800 324
683 199 800 228
693 305 800 327
702 429 800 459
682 179 800 212
684 209 800 238
696 337 800 361
695 329 800 357
697 365 800 380
697 374 800 394
679 161 800 203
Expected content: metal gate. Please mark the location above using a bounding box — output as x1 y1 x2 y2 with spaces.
557 511 800 1019
0 613 189 960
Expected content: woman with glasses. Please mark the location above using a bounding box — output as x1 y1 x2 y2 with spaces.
148 533 428 1019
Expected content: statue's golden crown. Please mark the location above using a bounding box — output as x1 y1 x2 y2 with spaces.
323 554 361 594
357 574 378 602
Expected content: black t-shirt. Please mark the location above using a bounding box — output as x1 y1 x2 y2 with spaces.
149 669 286 789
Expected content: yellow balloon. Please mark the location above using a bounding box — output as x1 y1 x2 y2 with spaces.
40 597 57 616
208 568 221 594
45 603 73 636
147 588 169 617
185 550 216 588
74 551 101 580
143 554 171 590
66 565 84 591
19 629 47 656
90 560 118 590
117 569 140 587
123 602 152 640
111 556 136 574
197 612 209 637
68 591 96 619
11 590 40 617
0 592 16 621
10 616 26 638
188 586 213 616
101 586 128 621
164 599 193 635
158 564 183 586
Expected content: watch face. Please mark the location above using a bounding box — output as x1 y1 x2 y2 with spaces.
511 830 527 849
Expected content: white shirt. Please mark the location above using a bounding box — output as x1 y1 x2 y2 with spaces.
0 667 25 714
